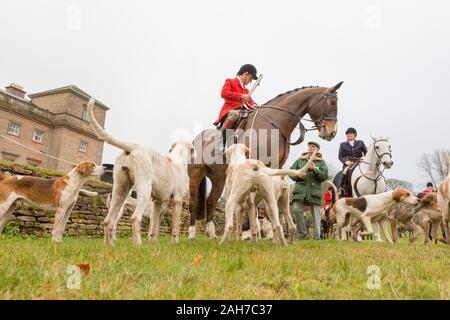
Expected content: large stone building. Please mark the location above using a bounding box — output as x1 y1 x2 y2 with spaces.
0 83 108 172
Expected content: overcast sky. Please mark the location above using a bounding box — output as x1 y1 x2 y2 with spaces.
1 0 449 190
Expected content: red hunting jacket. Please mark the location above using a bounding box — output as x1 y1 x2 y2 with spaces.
214 77 257 125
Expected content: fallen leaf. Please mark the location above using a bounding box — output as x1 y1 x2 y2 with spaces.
191 255 203 267
76 263 90 276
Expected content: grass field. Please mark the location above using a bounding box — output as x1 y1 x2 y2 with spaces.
0 235 449 300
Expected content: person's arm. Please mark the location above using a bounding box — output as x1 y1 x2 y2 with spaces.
313 161 329 182
221 79 244 101
361 141 368 156
338 143 347 165
247 96 258 107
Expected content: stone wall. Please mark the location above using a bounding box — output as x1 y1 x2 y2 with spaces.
1 164 225 238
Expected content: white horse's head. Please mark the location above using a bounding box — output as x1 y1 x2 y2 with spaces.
371 136 393 169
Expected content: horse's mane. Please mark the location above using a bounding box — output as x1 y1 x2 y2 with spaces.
262 86 321 106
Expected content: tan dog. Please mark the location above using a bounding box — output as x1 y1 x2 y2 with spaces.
387 203 421 243
332 189 419 242
437 154 450 246
412 193 446 244
88 98 194 246
0 161 104 242
220 144 314 245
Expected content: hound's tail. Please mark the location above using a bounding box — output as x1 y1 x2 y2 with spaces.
255 152 315 178
323 180 339 205
79 189 112 197
87 98 138 153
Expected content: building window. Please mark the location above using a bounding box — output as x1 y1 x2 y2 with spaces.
1 151 19 162
7 121 21 136
82 108 89 122
32 129 43 143
79 141 88 153
26 158 42 167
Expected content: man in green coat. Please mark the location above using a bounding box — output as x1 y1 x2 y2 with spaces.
290 141 329 240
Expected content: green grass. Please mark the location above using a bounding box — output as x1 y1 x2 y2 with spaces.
0 236 449 300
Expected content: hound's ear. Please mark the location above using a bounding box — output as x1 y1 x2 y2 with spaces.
76 162 94 176
244 146 250 159
372 136 377 142
392 189 408 202
328 81 344 93
190 145 196 158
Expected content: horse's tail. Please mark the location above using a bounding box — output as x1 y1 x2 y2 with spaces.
196 176 207 221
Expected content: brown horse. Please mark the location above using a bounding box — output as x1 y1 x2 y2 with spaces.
187 82 343 239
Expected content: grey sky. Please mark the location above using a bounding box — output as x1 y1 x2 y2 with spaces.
1 0 449 190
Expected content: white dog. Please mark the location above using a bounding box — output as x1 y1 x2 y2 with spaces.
87 98 194 246
220 144 314 245
332 189 418 242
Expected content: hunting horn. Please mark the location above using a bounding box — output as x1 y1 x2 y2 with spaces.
244 74 263 109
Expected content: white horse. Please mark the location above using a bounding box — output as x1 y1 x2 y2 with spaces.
334 136 393 241
351 136 393 197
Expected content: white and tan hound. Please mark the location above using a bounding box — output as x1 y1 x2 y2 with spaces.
332 189 419 242
220 144 314 245
0 161 104 242
88 98 194 246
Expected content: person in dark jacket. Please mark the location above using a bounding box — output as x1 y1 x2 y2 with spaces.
290 141 329 240
338 127 367 193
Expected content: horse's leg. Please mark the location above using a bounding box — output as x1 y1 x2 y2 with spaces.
205 174 226 239
188 166 205 240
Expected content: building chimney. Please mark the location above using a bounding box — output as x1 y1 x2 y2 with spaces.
5 83 26 99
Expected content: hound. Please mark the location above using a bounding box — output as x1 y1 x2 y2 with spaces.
412 193 446 244
386 202 421 243
437 155 450 246
105 190 152 240
220 144 314 245
0 161 104 242
87 98 195 246
332 189 419 242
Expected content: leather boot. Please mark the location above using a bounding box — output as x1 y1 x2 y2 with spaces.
215 118 235 154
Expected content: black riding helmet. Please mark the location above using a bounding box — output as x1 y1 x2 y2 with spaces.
345 127 357 135
237 64 258 80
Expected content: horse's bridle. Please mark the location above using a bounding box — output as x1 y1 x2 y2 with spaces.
249 91 338 145
353 138 393 197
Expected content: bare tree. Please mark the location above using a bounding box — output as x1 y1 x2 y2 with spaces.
417 148 449 186
385 178 414 191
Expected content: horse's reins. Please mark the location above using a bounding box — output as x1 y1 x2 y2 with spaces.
249 91 338 146
353 139 392 197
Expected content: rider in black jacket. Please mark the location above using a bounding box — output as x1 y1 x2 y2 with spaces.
338 127 368 194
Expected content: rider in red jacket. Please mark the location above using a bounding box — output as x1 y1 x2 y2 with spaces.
214 64 258 153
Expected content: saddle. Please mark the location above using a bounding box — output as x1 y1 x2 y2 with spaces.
215 108 253 130
338 164 358 197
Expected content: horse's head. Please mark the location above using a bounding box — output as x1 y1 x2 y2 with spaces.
308 81 343 141
372 136 394 169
